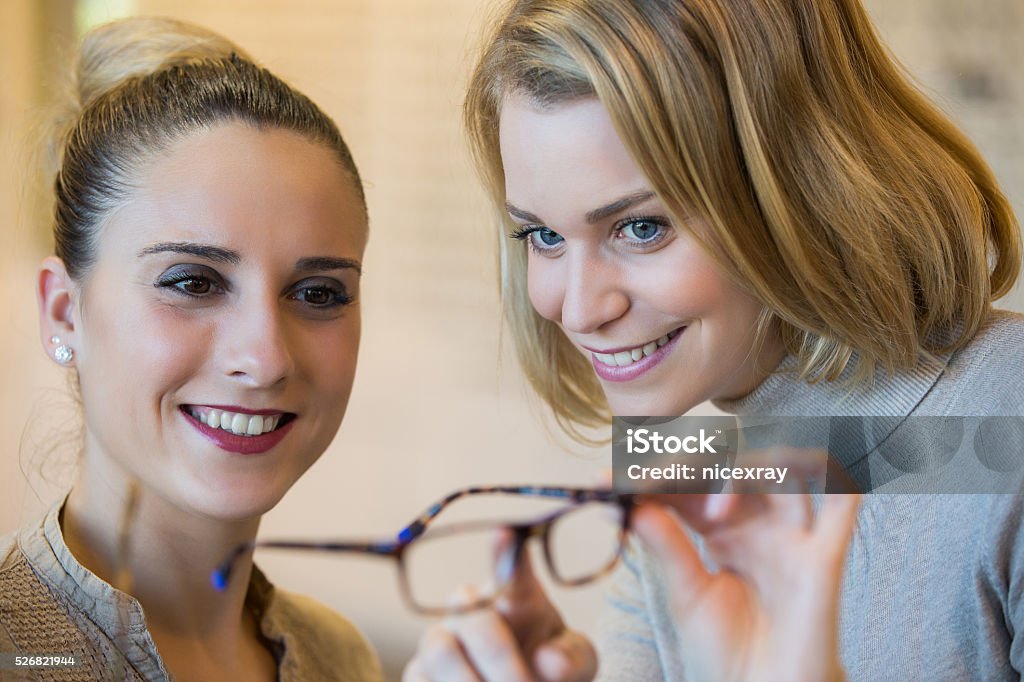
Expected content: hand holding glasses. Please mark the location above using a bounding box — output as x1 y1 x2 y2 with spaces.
212 486 635 615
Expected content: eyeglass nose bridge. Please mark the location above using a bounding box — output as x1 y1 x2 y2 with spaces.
494 522 547 585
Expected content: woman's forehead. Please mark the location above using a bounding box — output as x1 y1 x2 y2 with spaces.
98 123 367 260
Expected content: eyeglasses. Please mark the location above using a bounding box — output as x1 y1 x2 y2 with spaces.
212 486 635 616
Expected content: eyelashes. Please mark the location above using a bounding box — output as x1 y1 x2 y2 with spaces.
509 215 672 254
508 225 564 251
155 268 223 297
288 282 354 308
153 266 354 310
618 217 669 243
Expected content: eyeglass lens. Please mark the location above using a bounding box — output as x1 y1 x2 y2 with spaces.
402 500 625 612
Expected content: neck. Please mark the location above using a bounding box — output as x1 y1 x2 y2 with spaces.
62 450 260 641
715 326 788 404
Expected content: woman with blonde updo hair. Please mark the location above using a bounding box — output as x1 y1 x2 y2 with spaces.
0 17 382 680
406 0 1024 680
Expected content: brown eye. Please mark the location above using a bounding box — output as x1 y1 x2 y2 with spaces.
289 279 353 309
155 268 224 298
178 277 212 295
300 287 331 305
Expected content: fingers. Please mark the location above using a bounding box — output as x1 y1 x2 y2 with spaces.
813 493 862 569
635 493 719 534
496 544 564 646
407 623 485 682
533 630 598 682
410 538 584 681
401 658 430 682
759 488 813 530
631 504 711 612
444 608 536 682
408 619 598 682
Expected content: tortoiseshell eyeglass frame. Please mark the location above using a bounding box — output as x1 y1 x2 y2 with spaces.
211 486 635 616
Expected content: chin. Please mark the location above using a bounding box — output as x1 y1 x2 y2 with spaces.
176 478 290 522
606 389 700 417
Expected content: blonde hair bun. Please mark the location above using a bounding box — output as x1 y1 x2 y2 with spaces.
74 16 250 111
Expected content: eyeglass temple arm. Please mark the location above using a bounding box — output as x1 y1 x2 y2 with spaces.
396 485 619 544
211 539 400 592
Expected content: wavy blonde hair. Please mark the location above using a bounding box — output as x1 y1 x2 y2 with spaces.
465 0 1021 438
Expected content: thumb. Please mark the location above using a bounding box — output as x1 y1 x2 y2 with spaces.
534 630 598 682
496 541 565 642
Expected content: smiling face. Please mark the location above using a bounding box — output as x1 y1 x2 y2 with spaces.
499 95 783 416
55 123 367 521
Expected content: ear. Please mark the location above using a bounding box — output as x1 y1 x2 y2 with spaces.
37 256 79 366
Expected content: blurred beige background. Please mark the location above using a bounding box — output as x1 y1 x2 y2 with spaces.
1 1 1021 679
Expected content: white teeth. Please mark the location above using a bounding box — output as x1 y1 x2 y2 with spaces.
593 329 683 368
246 415 264 435
230 413 247 435
190 407 283 436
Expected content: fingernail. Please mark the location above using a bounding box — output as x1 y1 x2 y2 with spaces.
705 493 729 519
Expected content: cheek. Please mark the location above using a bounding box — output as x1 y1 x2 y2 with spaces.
305 316 361 403
81 296 206 395
645 250 742 317
525 259 564 323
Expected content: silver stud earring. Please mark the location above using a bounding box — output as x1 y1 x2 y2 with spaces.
51 336 74 365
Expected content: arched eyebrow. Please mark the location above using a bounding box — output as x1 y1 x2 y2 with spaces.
584 191 655 223
505 190 656 226
293 257 362 275
138 242 240 264
138 243 361 274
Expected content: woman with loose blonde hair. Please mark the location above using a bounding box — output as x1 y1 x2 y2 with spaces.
406 0 1024 680
470 0 1019 432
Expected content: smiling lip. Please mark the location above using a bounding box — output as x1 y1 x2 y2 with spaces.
195 404 285 416
589 328 684 382
181 406 295 455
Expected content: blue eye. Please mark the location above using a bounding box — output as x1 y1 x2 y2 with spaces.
509 226 564 252
534 228 564 247
619 219 664 242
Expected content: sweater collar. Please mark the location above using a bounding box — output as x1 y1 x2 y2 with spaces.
712 348 950 417
710 338 954 485
17 494 285 679
712 323 957 419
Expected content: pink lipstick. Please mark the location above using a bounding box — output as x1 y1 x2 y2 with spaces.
589 328 684 382
181 407 295 455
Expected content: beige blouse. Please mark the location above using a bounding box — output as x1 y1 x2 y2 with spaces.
0 497 384 681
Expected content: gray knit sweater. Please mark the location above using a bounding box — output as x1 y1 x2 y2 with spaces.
596 310 1024 681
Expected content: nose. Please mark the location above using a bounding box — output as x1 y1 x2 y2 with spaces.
558 250 630 334
222 295 296 388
